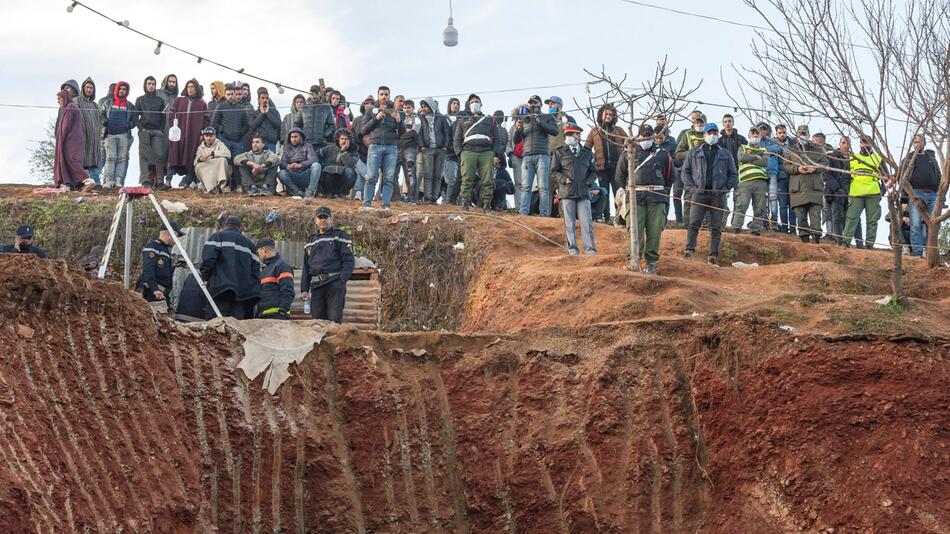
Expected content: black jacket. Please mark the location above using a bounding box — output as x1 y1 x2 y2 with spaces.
257 253 295 318
317 143 359 171
212 100 250 142
719 130 748 165
417 113 453 151
200 227 261 303
551 145 598 200
176 272 206 319
615 146 674 202
134 84 167 131
248 100 282 145
0 244 46 258
135 239 173 294
302 228 355 290
512 113 559 156
300 101 336 147
907 150 941 191
453 113 503 156
360 103 405 146
824 148 850 195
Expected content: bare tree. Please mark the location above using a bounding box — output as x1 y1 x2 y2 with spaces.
581 57 700 271
740 0 950 304
28 119 56 184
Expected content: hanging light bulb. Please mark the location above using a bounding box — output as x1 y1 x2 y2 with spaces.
196 57 202 64
121 20 129 27
237 68 245 74
66 1 77 13
154 41 162 55
443 0 458 47
276 84 285 95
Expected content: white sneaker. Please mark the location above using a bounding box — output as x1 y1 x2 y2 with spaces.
354 191 363 201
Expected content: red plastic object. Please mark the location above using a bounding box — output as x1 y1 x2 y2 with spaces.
120 186 153 199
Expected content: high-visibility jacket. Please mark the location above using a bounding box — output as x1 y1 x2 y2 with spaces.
738 144 769 182
849 151 883 197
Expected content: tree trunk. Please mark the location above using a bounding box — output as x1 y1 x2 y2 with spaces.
887 195 907 306
627 149 641 272
925 219 940 268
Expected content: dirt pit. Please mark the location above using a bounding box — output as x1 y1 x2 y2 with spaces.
0 253 948 532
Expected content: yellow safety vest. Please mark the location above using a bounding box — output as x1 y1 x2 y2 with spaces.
738 144 768 182
849 151 883 197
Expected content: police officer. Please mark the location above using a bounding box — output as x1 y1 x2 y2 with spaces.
200 215 261 319
300 206 355 323
255 237 295 319
0 225 47 258
135 221 185 305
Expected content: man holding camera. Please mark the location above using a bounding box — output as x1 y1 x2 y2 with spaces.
514 95 559 216
360 86 405 209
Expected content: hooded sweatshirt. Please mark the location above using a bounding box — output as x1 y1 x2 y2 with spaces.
134 76 167 131
418 97 452 150
159 74 179 109
101 81 135 135
75 77 101 167
208 81 226 117
279 127 318 170
281 94 306 145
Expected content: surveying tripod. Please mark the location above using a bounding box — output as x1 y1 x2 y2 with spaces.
96 186 222 318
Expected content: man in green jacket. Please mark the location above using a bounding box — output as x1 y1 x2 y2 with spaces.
783 125 829 243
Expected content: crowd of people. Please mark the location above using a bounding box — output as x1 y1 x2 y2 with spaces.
47 75 946 270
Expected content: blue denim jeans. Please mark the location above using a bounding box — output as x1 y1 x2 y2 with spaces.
364 144 398 207
520 153 551 216
442 159 460 203
909 190 937 256
278 164 322 195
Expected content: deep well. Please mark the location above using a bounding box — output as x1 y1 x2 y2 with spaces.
0 254 947 533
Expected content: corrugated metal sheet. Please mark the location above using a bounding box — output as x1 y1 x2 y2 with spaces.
170 227 381 329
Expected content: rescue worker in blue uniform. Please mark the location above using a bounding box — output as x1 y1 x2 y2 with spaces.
255 237 295 319
300 206 355 323
135 220 185 304
200 215 262 320
1 225 47 258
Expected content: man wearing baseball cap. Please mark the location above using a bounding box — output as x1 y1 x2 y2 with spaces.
680 123 738 265
0 225 46 258
301 207 355 322
135 220 186 306
551 123 598 255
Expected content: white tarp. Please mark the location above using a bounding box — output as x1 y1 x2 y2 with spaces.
205 318 328 394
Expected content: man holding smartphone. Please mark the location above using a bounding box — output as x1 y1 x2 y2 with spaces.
0 226 47 258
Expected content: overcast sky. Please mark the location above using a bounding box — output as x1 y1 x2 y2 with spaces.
3 0 810 184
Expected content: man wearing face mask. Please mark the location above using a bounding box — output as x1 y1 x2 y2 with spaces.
842 135 884 249
514 95 559 216
614 125 674 273
551 124 598 255
681 123 738 265
731 127 771 235
674 111 707 227
454 94 503 212
784 125 829 243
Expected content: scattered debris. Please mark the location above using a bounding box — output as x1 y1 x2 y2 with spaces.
732 261 760 269
429 282 436 288
448 215 464 221
389 213 411 224
453 242 465 250
265 209 279 224
161 199 188 213
874 295 892 305
74 196 85 204
779 325 797 334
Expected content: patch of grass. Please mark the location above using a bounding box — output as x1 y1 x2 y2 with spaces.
838 278 870 295
718 240 739 264
829 305 895 334
878 297 904 317
757 306 805 323
834 256 850 265
755 245 783 264
797 292 829 308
